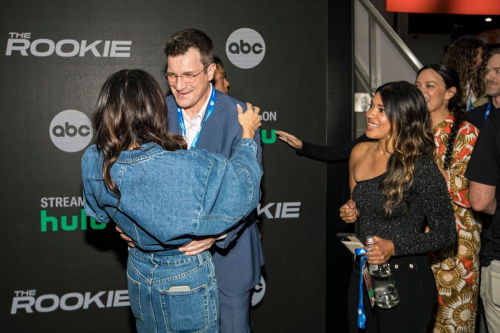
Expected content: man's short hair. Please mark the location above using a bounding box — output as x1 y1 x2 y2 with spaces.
487 47 500 63
164 28 214 68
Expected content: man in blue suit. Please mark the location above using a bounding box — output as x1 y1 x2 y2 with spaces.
164 28 264 333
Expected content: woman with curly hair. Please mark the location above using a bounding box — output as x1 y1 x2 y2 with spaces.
339 81 456 332
415 64 481 332
442 37 487 110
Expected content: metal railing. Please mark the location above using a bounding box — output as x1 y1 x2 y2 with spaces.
354 0 423 94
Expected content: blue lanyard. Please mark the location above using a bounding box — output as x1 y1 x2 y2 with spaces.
355 247 369 329
467 84 473 111
176 84 216 149
484 101 492 121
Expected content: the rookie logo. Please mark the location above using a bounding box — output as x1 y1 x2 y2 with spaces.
226 28 265 69
49 110 92 152
11 289 129 314
6 33 132 57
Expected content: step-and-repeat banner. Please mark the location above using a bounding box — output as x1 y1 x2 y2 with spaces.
1 1 330 332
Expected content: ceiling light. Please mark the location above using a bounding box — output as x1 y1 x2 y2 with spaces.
486 18 492 22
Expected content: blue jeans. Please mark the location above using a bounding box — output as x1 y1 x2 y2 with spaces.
127 248 219 333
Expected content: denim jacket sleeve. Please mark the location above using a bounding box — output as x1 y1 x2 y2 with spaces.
81 140 261 247
81 146 110 224
215 124 263 249
193 138 262 236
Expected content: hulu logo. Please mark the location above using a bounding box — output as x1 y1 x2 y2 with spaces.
41 209 106 232
261 129 276 144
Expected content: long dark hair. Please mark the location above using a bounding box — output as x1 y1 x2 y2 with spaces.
417 64 467 169
442 37 486 101
92 69 186 200
376 81 435 218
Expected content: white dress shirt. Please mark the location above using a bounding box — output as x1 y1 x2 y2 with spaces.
181 85 212 148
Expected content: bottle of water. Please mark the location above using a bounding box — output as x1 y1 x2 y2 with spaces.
366 236 400 309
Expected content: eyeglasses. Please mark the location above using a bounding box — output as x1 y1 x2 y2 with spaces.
164 64 210 83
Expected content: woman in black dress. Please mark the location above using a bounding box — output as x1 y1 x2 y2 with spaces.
339 81 456 332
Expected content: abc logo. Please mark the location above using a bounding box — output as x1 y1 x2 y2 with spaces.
49 110 92 152
251 275 266 307
226 28 266 69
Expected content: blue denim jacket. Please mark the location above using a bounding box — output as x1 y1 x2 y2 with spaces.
82 138 262 253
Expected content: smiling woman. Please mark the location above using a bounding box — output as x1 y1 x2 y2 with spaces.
415 64 481 333
365 93 391 140
339 81 456 332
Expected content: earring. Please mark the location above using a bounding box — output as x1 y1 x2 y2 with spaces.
445 99 449 106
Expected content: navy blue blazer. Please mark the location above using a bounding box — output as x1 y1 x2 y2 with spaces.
167 89 265 296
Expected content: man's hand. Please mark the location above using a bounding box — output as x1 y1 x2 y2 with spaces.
179 236 217 256
115 225 135 248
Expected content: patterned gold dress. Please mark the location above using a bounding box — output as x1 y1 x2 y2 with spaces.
429 114 481 333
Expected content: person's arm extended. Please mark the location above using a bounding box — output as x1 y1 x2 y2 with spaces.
117 103 262 251
116 139 262 246
193 138 262 235
181 103 262 254
179 136 262 254
276 131 371 162
210 103 263 251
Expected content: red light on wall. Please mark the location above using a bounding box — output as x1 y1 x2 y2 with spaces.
386 0 500 15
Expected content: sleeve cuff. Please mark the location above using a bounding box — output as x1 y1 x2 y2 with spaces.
236 138 258 155
296 141 311 156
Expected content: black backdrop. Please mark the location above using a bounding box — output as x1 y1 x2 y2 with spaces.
0 1 353 332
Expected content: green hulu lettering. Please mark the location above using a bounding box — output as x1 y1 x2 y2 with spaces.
41 210 58 232
81 209 87 230
40 209 107 232
261 129 276 144
61 215 79 231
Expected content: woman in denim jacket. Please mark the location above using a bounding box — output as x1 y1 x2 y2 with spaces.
81 69 262 333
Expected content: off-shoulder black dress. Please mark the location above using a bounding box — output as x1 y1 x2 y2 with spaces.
347 155 456 332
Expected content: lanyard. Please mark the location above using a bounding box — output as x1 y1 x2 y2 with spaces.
467 83 474 111
484 101 492 121
176 84 216 149
355 247 369 329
